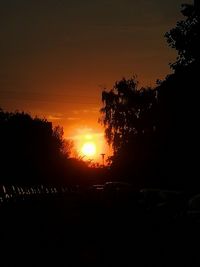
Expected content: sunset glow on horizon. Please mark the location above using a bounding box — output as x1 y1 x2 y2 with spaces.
0 0 190 165
81 142 96 157
69 127 111 164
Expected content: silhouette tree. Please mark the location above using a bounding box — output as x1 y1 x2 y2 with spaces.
100 77 159 186
0 109 71 185
165 1 200 70
155 0 200 190
100 1 200 190
100 76 157 154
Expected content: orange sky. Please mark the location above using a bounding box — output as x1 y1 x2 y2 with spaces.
0 0 193 162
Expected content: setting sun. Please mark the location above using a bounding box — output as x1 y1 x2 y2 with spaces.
71 128 111 163
81 142 96 157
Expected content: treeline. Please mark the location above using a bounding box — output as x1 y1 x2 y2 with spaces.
100 2 200 192
0 110 107 186
1 2 199 190
0 110 66 185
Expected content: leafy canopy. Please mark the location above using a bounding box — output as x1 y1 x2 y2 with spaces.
100 77 157 153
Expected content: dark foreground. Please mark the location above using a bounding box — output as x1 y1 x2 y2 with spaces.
1 185 200 267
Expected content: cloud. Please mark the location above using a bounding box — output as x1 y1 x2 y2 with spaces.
72 108 99 115
47 115 62 121
67 117 80 121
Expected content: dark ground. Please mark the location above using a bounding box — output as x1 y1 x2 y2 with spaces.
1 189 200 267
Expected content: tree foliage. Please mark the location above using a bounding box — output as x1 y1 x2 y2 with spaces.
99 1 200 190
0 109 71 184
165 2 200 70
100 77 157 153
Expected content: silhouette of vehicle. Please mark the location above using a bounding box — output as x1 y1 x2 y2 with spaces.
91 184 104 191
104 181 133 192
86 184 105 202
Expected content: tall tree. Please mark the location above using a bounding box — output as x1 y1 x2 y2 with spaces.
100 77 157 154
99 1 200 189
156 0 200 190
165 1 200 70
0 109 71 184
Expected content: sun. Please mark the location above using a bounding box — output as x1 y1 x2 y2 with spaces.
81 142 96 157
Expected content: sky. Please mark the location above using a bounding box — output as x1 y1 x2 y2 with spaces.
0 0 192 161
